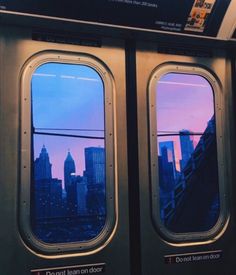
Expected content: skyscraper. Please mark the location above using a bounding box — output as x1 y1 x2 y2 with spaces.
76 176 87 215
179 130 194 170
84 147 105 215
84 147 105 186
159 141 177 180
64 151 77 216
158 144 176 211
33 145 63 220
34 145 52 180
64 151 76 193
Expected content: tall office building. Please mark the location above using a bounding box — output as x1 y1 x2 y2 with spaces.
76 176 88 215
64 151 77 216
34 145 52 180
179 130 194 170
84 147 105 185
33 145 63 219
159 141 177 180
64 151 76 193
84 147 105 215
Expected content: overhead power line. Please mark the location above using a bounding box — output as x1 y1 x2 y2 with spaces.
157 132 206 137
34 131 104 140
35 127 104 132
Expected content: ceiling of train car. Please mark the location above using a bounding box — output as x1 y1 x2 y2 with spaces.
0 0 236 41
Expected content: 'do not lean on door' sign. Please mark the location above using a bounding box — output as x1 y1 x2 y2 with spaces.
164 250 222 264
31 263 106 275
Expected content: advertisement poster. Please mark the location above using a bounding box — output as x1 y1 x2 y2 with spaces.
184 0 217 32
0 0 231 37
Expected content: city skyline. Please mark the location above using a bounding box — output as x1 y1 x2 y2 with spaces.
32 144 106 243
158 115 220 232
34 144 105 189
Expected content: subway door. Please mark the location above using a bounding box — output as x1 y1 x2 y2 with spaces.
0 24 130 275
136 42 235 275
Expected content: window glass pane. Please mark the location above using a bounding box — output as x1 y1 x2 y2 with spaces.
156 73 220 233
31 63 106 243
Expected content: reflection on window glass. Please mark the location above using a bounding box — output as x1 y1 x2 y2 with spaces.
31 63 106 243
156 73 220 233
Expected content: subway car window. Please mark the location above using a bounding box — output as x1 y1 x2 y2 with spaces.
31 63 106 244
149 69 224 240
20 53 116 252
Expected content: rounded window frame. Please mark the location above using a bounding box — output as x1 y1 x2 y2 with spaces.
20 51 117 255
148 62 229 244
